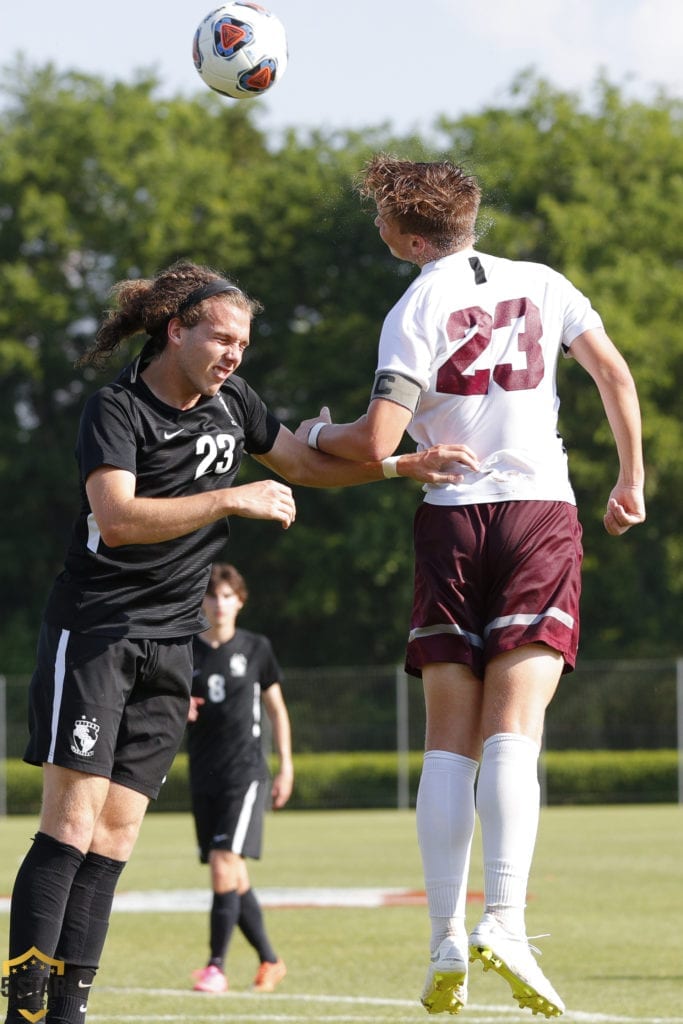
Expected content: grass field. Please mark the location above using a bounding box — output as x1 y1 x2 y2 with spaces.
1 804 682 1023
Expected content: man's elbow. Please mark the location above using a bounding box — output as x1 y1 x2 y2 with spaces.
363 438 396 462
99 526 128 548
359 418 405 462
96 517 132 548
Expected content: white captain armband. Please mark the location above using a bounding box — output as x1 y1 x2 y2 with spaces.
370 370 422 413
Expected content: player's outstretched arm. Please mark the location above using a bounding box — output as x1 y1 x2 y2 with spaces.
255 425 479 488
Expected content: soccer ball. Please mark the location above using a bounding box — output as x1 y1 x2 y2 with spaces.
192 2 288 100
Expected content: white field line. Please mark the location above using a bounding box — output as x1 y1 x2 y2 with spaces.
92 987 683 1024
111 886 425 912
0 887 425 914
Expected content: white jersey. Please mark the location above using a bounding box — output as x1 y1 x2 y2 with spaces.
376 248 603 505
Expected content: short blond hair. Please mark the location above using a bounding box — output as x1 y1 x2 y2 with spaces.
358 154 481 255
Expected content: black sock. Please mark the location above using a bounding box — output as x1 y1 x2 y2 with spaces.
46 965 96 1024
238 888 277 963
9 832 85 957
208 890 240 968
43 851 126 1024
6 832 85 1022
55 851 126 966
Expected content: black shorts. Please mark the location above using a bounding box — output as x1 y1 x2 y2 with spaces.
406 500 583 679
24 623 192 800
191 777 268 864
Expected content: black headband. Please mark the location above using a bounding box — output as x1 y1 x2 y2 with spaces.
175 280 241 316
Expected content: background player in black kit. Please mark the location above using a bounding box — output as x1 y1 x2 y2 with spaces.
188 563 292 995
4 259 473 1024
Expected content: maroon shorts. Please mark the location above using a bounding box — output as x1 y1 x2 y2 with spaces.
406 500 583 680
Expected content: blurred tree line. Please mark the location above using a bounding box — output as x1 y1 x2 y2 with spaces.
0 64 681 672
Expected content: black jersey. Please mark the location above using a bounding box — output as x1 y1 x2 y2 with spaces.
187 628 283 792
44 356 281 638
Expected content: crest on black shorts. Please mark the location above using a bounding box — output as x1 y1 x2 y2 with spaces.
70 716 100 758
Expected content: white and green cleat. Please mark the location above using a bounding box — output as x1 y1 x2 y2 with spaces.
421 936 468 1015
469 915 564 1018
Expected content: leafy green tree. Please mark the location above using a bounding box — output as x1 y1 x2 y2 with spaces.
0 63 681 671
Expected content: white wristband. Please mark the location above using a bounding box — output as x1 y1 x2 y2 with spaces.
307 421 326 449
381 456 401 478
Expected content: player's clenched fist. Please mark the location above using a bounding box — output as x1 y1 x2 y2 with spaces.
229 480 297 529
603 488 645 536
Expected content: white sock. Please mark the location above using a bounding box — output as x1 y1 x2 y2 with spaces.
416 749 479 952
476 732 541 936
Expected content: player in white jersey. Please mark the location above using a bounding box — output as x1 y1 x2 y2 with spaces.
3 258 475 1024
296 156 645 1017
378 252 600 505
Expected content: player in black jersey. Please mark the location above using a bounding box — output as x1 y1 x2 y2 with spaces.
188 564 291 995
4 259 474 1024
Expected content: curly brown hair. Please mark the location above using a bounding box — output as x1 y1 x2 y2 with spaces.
357 154 481 256
77 259 263 368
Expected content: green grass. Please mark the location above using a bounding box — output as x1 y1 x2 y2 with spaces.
2 805 683 1022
